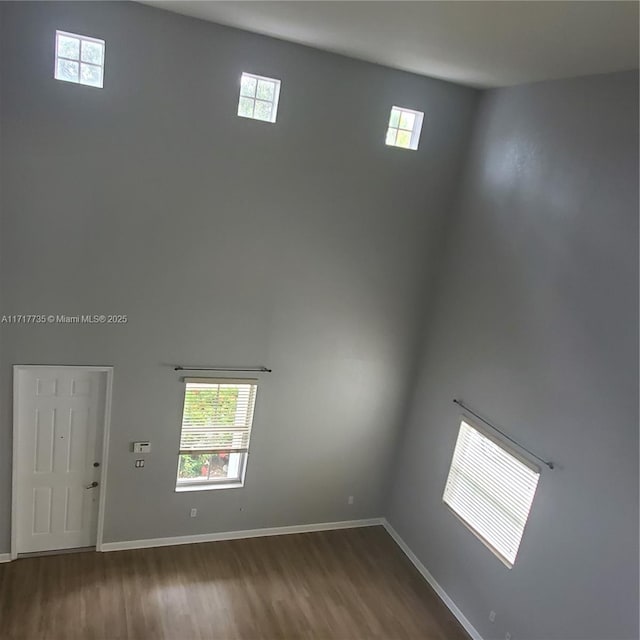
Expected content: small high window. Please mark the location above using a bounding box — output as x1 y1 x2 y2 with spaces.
176 378 258 491
385 106 424 150
237 72 281 123
55 30 105 88
443 418 540 568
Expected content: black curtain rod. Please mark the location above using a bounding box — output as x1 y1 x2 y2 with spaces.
453 398 554 470
174 366 272 373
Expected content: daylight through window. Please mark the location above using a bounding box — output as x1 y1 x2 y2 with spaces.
385 106 424 150
443 419 540 568
237 72 281 123
54 30 105 88
177 378 258 490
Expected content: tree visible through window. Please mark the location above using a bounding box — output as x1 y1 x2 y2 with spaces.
385 106 424 150
176 380 258 490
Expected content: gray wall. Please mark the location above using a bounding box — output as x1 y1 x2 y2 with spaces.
3 5 637 638
387 71 639 640
0 1 478 549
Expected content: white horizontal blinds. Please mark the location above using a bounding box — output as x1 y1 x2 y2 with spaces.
443 420 540 567
179 380 258 454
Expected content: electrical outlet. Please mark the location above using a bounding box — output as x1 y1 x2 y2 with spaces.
348 496 354 505
489 611 496 623
505 633 512 640
190 508 197 518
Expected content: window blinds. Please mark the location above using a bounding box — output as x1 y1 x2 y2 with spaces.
443 419 540 568
179 379 258 454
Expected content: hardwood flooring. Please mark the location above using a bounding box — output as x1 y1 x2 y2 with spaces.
0 526 469 640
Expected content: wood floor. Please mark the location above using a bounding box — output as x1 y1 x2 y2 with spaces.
0 526 469 640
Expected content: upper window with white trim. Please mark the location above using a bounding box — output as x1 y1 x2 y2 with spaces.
55 30 105 88
385 106 424 150
237 72 281 123
176 378 258 491
443 418 540 568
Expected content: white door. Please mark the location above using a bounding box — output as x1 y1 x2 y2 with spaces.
13 367 108 554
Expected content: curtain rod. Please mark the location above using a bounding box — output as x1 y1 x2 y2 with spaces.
174 366 272 373
453 398 554 470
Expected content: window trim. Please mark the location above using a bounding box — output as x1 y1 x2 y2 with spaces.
237 72 282 123
175 377 257 492
175 452 248 492
443 415 540 569
54 29 106 89
385 105 424 151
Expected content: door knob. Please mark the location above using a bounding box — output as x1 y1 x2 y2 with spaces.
86 481 99 489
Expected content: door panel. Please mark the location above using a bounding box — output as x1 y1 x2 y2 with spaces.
33 487 53 534
34 409 55 473
15 368 107 554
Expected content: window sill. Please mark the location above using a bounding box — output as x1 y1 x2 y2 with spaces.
175 481 244 493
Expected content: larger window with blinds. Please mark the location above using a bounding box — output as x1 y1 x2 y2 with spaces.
176 378 258 491
443 418 540 568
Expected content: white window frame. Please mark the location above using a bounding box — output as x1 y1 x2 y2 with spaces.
443 416 541 568
237 72 281 123
176 451 248 492
175 378 258 492
385 105 424 150
54 30 105 88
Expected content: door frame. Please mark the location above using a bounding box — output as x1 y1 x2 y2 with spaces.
11 365 114 560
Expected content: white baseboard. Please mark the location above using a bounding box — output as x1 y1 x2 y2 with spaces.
382 519 483 640
100 517 385 552
0 553 11 563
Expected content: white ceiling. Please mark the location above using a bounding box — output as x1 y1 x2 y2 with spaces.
139 1 639 88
